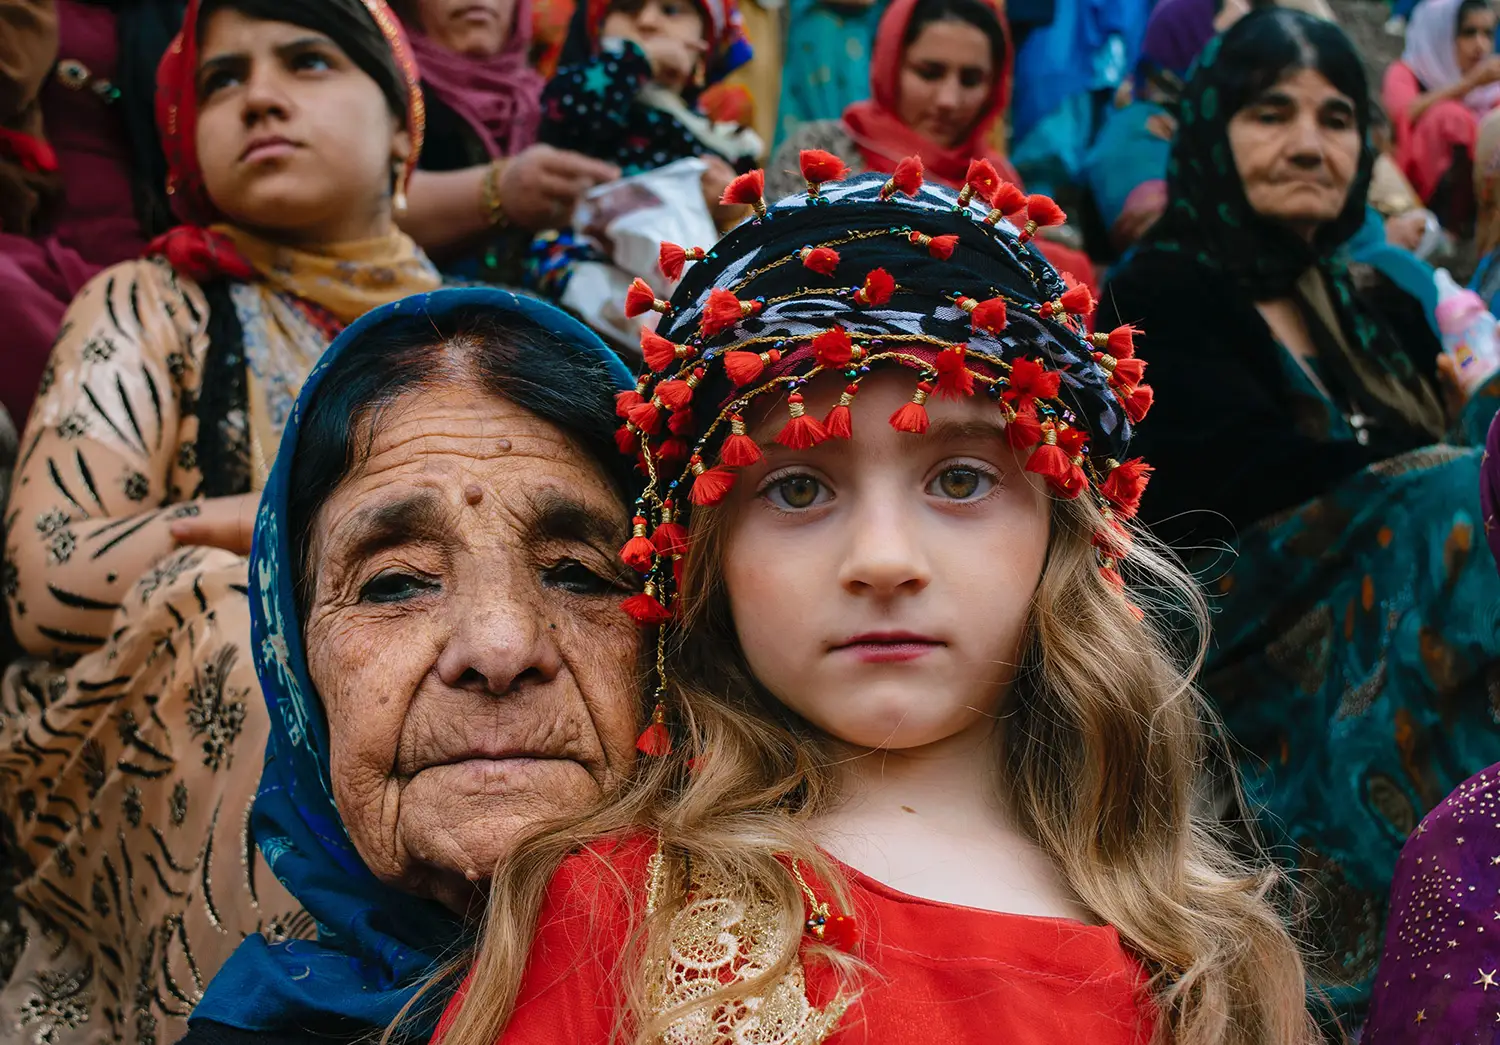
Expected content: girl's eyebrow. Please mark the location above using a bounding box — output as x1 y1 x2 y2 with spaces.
926 418 1009 444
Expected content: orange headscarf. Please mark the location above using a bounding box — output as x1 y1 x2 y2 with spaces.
840 0 1016 189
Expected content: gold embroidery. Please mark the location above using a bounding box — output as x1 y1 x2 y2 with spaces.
646 854 851 1045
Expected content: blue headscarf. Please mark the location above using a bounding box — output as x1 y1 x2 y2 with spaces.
191 288 633 1038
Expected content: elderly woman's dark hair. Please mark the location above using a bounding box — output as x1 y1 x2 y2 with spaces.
903 0 1009 69
285 306 636 616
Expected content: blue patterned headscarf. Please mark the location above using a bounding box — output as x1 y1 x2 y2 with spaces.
190 289 633 1037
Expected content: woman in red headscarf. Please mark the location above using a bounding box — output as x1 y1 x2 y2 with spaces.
767 0 1097 293
0 2 442 1042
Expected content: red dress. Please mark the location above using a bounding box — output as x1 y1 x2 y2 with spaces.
436 836 1157 1045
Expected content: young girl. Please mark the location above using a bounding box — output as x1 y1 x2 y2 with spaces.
430 160 1315 1044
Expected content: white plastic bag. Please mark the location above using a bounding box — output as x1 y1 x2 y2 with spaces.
560 158 718 350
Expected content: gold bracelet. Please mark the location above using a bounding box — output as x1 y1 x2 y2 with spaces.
480 158 510 229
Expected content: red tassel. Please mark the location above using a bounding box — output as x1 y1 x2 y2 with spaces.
854 267 895 306
615 387 645 419
958 159 1001 207
934 345 974 399
656 436 689 466
724 348 781 385
776 393 829 450
993 182 1028 216
1026 442 1072 488
927 234 959 260
1004 403 1043 451
625 278 670 318
620 517 657 572
1006 357 1062 405
689 458 737 506
640 328 685 372
1109 356 1146 388
658 241 702 281
811 326 853 368
1057 424 1089 459
721 169 767 217
721 414 763 466
799 246 841 276
1100 566 1126 591
801 149 850 193
1019 195 1067 243
969 297 1008 335
1093 521 1132 559
1100 458 1154 519
881 155 924 199
627 400 662 435
623 588 672 626
824 384 858 439
1059 278 1095 318
669 408 696 435
653 518 690 557
702 288 761 338
615 425 638 455
819 913 862 952
656 379 693 412
1122 383 1154 423
636 701 672 756
889 381 933 433
1091 324 1140 358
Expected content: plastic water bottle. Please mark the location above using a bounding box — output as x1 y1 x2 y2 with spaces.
1434 269 1500 395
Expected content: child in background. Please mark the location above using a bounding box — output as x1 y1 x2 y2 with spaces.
430 162 1316 1045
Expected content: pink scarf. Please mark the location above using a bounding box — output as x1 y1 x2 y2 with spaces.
404 0 544 159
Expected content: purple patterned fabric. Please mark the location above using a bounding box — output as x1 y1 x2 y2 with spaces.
1364 764 1500 1042
1485 411 1500 569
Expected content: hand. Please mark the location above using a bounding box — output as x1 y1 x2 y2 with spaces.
1384 210 1427 251
499 145 620 232
1465 55 1500 90
169 493 259 557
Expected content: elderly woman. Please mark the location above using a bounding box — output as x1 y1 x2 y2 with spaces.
391 0 620 282
1101 8 1500 1022
0 0 447 1040
172 287 642 1045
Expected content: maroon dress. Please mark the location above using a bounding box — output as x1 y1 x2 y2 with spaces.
0 0 150 425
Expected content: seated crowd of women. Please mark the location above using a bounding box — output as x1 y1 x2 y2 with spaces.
6 1 1500 1045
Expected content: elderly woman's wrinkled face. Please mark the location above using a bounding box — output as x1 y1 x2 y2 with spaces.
1227 67 1360 240
417 0 517 58
303 383 640 914
195 9 409 242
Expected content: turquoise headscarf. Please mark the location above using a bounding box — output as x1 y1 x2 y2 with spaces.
190 288 633 1038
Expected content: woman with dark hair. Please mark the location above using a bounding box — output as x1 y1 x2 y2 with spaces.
0 0 443 1040
1384 0 1500 217
767 0 1096 290
1101 7 1500 1022
174 287 643 1045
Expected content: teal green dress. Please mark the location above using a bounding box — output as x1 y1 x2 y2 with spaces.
1195 349 1500 1018
775 0 882 148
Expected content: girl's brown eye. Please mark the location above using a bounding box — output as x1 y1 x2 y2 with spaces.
929 466 992 500
776 476 822 509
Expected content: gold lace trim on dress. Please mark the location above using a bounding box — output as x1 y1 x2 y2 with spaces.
644 849 852 1045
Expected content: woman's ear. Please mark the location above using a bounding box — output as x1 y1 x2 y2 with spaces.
391 123 413 169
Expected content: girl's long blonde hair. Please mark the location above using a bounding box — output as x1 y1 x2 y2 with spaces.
430 491 1316 1045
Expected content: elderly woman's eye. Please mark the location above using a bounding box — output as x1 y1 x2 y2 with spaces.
927 465 995 501
544 559 619 595
358 571 438 604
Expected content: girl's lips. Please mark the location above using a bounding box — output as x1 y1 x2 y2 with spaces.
831 633 946 664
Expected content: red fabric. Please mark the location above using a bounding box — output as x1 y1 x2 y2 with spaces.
144 226 256 283
840 0 1017 190
1384 59 1480 201
0 128 58 174
154 0 424 227
435 835 1156 1045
